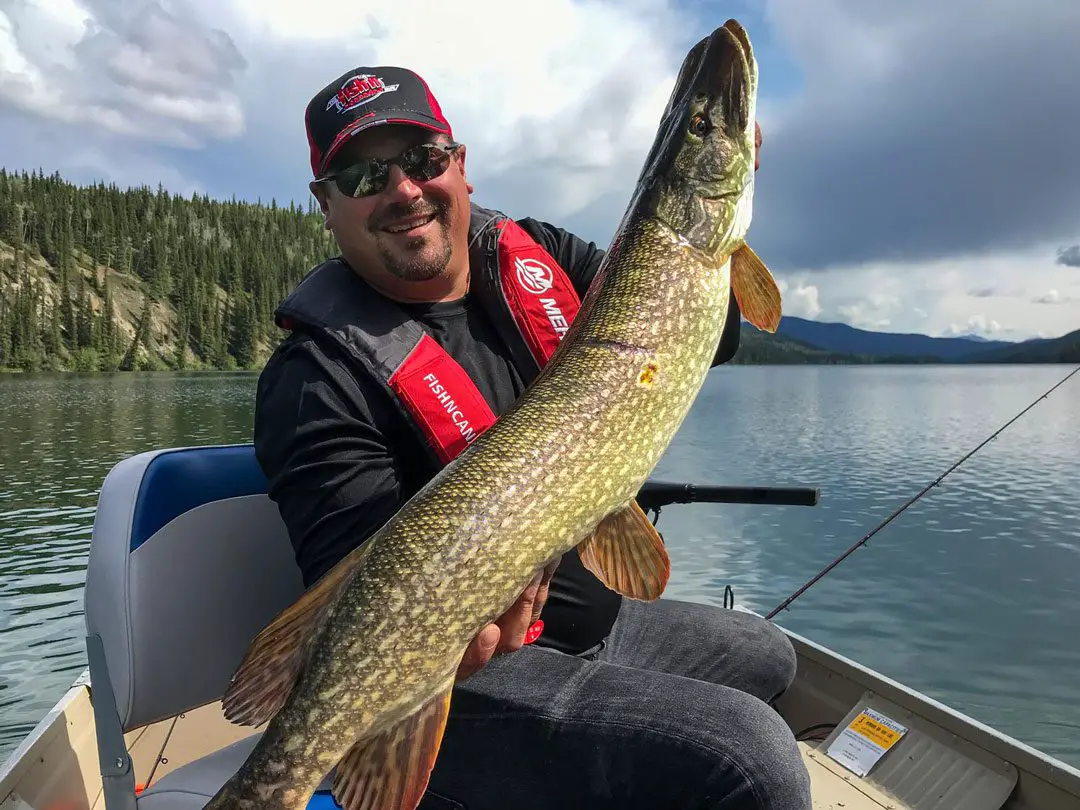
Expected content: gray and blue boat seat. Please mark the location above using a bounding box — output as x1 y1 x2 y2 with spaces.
83 444 342 809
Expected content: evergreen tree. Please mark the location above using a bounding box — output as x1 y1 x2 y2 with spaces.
0 167 336 371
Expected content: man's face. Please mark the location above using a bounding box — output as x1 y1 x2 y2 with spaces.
311 125 472 284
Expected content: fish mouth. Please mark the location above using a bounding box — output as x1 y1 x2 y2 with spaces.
626 19 758 255
632 20 757 193
665 20 755 138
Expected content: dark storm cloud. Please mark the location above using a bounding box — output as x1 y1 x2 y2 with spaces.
1056 245 1080 267
749 0 1080 271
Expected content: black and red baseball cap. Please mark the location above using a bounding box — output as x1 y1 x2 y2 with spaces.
304 66 454 178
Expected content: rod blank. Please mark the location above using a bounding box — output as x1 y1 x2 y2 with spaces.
637 480 821 509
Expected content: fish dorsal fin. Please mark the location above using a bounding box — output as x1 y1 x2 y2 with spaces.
220 539 374 726
731 243 782 333
578 500 670 601
331 676 455 810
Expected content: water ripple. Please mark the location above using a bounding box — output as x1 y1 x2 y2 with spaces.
0 371 259 760
0 366 1078 769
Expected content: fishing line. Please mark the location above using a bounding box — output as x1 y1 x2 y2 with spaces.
765 363 1080 621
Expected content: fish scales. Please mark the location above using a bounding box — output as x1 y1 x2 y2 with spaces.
205 18 781 810
300 217 732 711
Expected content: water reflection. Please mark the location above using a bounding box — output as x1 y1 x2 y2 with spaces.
0 371 260 757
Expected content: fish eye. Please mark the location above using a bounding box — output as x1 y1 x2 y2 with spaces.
688 112 710 138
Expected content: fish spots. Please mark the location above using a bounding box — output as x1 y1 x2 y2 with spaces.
284 733 304 753
256 781 285 801
638 361 660 386
319 683 346 703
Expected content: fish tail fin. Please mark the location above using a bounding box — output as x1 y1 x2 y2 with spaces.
331 676 455 810
578 499 670 601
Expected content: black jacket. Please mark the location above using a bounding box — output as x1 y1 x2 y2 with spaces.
252 214 742 654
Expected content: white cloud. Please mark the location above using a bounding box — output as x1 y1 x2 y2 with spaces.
1033 289 1074 306
944 315 1002 338
0 0 246 147
175 0 699 227
772 245 1080 339
776 278 822 319
0 0 705 228
0 0 702 215
0 0 1076 343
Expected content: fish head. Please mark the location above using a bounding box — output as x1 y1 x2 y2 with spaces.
636 20 759 260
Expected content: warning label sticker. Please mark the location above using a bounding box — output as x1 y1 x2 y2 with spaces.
826 707 908 777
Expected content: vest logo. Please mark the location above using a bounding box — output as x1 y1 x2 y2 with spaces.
540 298 570 337
422 373 478 444
514 256 554 295
326 74 400 114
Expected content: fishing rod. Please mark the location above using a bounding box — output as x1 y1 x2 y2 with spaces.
765 363 1080 622
637 481 820 510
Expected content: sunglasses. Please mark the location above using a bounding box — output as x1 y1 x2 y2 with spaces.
317 142 462 198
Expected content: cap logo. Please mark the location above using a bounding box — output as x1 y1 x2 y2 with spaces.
327 74 400 114
514 257 554 295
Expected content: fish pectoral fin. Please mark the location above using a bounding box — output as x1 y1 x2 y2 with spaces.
220 540 374 727
578 499 671 601
331 677 455 810
731 243 782 333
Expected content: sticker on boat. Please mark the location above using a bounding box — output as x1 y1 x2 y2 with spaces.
825 707 908 777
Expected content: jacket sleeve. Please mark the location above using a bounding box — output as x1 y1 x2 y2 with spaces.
252 335 404 587
515 217 743 365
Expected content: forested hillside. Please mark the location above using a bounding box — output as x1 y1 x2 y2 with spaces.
729 326 860 364
0 168 336 372
14 167 1036 374
962 328 1080 363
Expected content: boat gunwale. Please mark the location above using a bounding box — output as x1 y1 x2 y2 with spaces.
0 667 92 788
769 611 1080 796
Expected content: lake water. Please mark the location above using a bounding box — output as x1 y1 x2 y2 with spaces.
1 365 1078 768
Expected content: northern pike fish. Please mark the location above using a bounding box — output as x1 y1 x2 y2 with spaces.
205 18 781 810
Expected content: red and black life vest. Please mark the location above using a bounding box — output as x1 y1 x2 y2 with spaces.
274 202 584 468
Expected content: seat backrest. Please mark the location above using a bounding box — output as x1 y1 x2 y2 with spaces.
83 444 305 732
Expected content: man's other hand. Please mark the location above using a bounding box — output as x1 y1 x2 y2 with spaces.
456 557 560 681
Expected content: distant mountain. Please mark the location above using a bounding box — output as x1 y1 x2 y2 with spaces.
775 316 1016 360
731 325 861 364
962 328 1080 364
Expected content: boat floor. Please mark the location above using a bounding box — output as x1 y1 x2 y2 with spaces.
135 719 897 810
799 742 902 809
0 687 899 810
135 711 888 809
134 710 891 810
124 704 894 810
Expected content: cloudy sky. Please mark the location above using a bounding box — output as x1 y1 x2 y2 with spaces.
1 0 1077 341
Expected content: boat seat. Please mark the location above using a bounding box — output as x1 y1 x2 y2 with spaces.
135 734 338 810
82 444 336 810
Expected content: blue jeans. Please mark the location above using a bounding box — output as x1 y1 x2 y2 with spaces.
421 598 813 809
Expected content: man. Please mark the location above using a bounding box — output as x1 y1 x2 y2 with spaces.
253 64 811 809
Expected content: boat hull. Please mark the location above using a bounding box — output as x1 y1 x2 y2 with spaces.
5 613 1079 810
